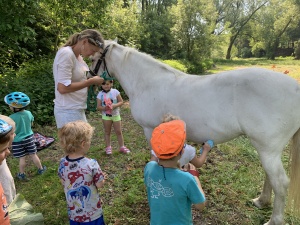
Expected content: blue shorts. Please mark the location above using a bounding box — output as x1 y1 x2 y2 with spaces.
12 134 37 158
70 216 105 225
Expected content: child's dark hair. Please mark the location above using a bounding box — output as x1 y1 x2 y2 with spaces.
102 80 113 85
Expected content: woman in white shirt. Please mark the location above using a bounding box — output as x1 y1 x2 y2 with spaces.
53 29 105 128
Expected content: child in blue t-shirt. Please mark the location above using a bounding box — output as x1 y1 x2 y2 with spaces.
4 92 46 181
144 119 206 225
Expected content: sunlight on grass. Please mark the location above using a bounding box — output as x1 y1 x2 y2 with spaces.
208 57 300 81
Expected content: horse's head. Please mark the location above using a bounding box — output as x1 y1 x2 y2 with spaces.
88 39 118 79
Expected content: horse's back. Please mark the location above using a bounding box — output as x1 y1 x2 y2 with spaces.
165 68 300 144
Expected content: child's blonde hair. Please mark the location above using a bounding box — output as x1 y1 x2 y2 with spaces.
58 121 94 155
162 113 180 123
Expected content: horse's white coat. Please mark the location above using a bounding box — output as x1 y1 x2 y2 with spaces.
90 41 300 225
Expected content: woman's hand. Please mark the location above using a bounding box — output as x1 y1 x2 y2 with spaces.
88 76 104 86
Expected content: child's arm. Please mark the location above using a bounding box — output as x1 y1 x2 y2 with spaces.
190 142 212 168
95 180 105 189
188 163 206 211
97 98 106 111
112 94 124 109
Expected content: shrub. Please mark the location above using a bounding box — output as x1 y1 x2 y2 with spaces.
0 57 55 125
162 59 188 72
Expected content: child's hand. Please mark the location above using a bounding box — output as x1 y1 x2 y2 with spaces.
105 106 111 111
181 163 190 171
199 140 214 154
188 163 196 171
202 142 212 152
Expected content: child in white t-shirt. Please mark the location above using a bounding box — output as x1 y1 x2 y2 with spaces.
151 113 213 168
97 80 130 155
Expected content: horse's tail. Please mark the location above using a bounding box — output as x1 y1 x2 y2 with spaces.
288 128 300 216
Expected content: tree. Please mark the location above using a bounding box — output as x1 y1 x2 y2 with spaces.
170 0 216 61
139 0 176 57
102 0 143 47
250 0 300 59
0 0 40 69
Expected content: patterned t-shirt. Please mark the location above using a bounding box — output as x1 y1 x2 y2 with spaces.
58 156 105 222
97 88 120 116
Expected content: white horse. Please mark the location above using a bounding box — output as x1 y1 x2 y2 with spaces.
90 40 300 225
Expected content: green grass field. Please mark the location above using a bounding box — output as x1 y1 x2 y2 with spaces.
6 57 300 225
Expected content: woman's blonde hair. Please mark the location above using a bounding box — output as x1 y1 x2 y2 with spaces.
63 29 104 48
58 121 94 155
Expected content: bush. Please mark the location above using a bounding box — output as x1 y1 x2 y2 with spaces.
162 60 188 72
186 59 214 74
0 57 55 125
294 42 300 60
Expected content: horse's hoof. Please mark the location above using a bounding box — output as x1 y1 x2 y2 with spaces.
263 220 284 225
251 197 271 209
252 197 263 209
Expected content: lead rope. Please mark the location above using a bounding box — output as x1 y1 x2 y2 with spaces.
87 85 98 112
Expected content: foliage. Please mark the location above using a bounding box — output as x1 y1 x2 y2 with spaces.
169 0 215 61
249 0 300 60
162 59 188 72
0 57 55 125
185 59 214 74
0 0 40 68
139 4 175 58
294 41 300 59
103 0 143 47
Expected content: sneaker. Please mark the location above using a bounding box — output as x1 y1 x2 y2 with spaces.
38 165 47 175
119 146 130 154
105 146 112 155
17 173 29 181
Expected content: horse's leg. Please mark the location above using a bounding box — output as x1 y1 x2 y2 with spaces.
256 151 289 225
143 127 154 158
143 127 153 144
252 174 272 208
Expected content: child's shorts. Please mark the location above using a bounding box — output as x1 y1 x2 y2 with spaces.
102 114 121 122
12 134 37 158
70 215 105 225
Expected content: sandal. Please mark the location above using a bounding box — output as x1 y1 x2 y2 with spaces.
119 146 130 154
105 146 112 155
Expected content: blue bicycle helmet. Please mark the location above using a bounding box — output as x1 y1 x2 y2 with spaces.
0 119 12 138
4 92 30 109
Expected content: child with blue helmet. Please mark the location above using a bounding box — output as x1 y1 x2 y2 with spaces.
0 115 16 205
0 118 14 225
4 92 46 181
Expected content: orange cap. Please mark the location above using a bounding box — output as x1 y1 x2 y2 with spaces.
151 120 186 159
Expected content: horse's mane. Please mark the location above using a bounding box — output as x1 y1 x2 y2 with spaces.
107 41 186 76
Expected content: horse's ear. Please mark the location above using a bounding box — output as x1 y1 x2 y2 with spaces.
113 37 118 43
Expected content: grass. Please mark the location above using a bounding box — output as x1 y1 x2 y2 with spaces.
6 57 300 225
